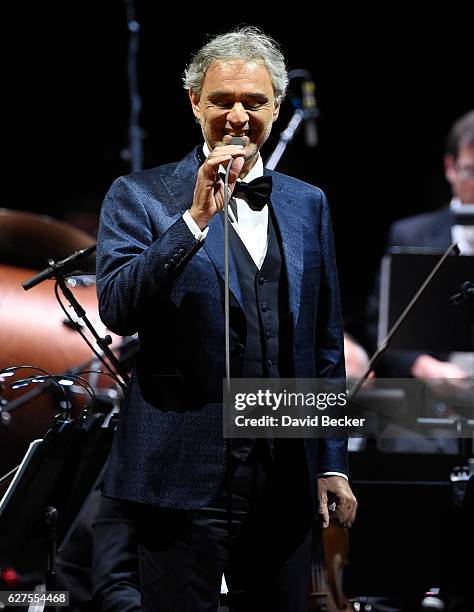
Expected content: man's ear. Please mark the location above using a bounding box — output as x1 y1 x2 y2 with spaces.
444 153 456 182
272 100 281 123
189 88 201 122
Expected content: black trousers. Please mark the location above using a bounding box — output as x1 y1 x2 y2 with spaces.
56 487 141 612
92 493 141 611
136 440 314 612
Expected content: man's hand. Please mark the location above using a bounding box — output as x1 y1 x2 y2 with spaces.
411 354 467 379
317 476 357 529
411 354 469 393
189 139 246 230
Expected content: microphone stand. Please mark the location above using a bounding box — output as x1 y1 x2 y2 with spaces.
265 109 307 171
22 245 96 291
265 68 319 171
123 0 144 172
22 248 130 391
55 273 129 391
222 143 241 612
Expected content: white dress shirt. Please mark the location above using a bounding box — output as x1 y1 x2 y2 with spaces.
450 198 474 255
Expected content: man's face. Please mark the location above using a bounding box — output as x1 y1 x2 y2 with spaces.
445 144 474 204
189 59 280 173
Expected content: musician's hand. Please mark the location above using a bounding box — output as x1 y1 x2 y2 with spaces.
344 334 370 379
411 355 469 393
318 476 357 529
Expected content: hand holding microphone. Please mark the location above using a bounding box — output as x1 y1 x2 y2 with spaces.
190 136 245 229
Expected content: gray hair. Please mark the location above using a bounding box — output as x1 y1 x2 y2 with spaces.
183 26 288 103
446 110 474 158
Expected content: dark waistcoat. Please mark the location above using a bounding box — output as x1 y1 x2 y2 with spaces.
229 209 293 379
229 210 294 460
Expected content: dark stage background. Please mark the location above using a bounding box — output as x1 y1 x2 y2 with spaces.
3 3 472 337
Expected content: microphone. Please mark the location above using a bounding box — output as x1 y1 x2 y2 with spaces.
224 136 244 179
229 136 244 148
22 244 97 291
301 79 319 147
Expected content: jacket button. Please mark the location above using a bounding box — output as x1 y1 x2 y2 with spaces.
179 248 185 255
261 303 269 312
164 263 170 271
258 276 266 285
233 342 244 357
265 330 272 339
267 359 273 368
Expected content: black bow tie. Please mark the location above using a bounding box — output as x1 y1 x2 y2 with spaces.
220 175 273 211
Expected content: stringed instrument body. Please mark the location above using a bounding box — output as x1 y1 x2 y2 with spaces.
309 525 354 611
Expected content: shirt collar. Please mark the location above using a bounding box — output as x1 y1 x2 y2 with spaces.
450 198 474 214
202 142 263 182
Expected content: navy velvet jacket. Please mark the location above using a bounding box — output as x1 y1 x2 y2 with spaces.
96 147 348 510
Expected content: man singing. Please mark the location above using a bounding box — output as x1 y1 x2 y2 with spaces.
96 26 356 612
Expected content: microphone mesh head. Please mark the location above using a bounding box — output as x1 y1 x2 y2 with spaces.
229 137 244 146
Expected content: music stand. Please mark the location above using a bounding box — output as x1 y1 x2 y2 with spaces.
377 249 474 457
378 249 474 353
0 413 114 589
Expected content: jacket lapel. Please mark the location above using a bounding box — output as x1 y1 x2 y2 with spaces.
160 148 200 215
202 213 244 309
266 169 303 329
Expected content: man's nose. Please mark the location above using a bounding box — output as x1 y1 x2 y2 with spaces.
227 103 249 125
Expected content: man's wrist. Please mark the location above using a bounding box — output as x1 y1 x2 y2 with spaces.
183 210 209 241
188 208 211 231
317 471 348 481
